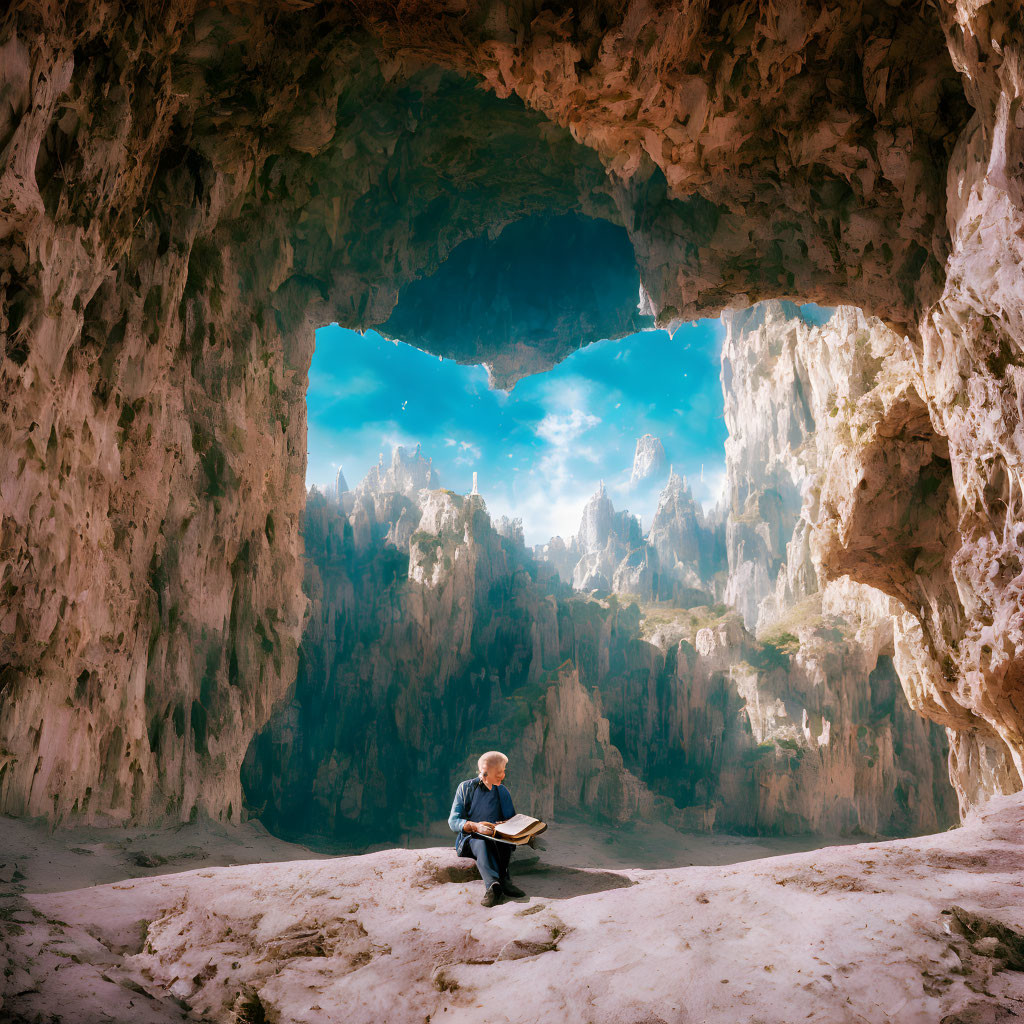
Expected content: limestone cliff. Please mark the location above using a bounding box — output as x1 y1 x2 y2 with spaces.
467 662 656 825
242 480 654 839
1 0 1021 823
720 300 1023 812
629 434 667 486
647 468 726 602
720 302 899 634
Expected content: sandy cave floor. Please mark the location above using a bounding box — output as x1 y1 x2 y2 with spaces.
1 804 1023 1023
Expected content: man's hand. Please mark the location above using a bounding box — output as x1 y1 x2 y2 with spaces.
467 821 496 836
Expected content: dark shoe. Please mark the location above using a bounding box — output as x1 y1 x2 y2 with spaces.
481 883 503 907
500 879 526 898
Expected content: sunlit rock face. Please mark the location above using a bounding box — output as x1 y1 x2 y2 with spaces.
721 298 1023 812
357 444 437 499
722 302 815 632
1 0 1021 822
634 603 956 835
572 482 645 593
646 469 726 601
345 445 437 552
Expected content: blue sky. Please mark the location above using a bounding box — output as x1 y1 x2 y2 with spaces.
306 320 729 545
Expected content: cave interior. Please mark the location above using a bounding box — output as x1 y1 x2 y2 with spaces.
2 0 1024 1018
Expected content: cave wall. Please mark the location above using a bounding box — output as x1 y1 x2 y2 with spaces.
0 5 632 823
719 297 1024 813
1 1 1021 822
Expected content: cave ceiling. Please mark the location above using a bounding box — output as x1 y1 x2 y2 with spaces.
21 0 972 362
379 212 651 386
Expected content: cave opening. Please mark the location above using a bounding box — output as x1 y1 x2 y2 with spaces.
242 209 736 846
1 2 995 848
239 209 959 850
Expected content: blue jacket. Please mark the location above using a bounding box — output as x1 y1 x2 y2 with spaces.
448 778 516 856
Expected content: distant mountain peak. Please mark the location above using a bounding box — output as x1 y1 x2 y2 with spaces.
630 434 667 486
360 443 438 497
663 465 690 495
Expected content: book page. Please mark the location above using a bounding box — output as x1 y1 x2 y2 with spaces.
493 813 539 838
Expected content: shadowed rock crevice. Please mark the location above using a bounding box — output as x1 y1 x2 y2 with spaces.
814 386 959 615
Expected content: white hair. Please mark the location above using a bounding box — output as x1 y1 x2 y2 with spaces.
477 750 508 779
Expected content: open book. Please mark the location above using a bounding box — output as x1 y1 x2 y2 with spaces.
487 814 547 846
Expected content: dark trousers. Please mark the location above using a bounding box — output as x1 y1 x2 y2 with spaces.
467 836 513 888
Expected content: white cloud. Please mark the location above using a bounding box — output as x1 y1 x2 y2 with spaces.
536 408 600 447
454 440 482 465
487 482 588 545
378 427 420 453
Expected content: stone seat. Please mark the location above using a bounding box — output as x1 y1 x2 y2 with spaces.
455 844 541 873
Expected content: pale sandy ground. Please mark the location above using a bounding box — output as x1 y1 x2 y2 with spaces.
2 802 1023 1023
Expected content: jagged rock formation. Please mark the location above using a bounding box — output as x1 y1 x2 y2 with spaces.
356 443 437 499
243 462 954 842
1 1 1021 823
468 662 656 825
629 434 666 486
572 481 647 593
492 514 524 547
647 469 726 600
242 480 654 839
595 596 955 836
719 300 1023 812
540 474 725 604
721 301 841 632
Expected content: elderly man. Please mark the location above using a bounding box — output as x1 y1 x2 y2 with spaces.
448 750 527 907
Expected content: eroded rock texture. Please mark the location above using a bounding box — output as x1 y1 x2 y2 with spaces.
1 0 1021 821
720 299 1022 813
0 6 633 823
